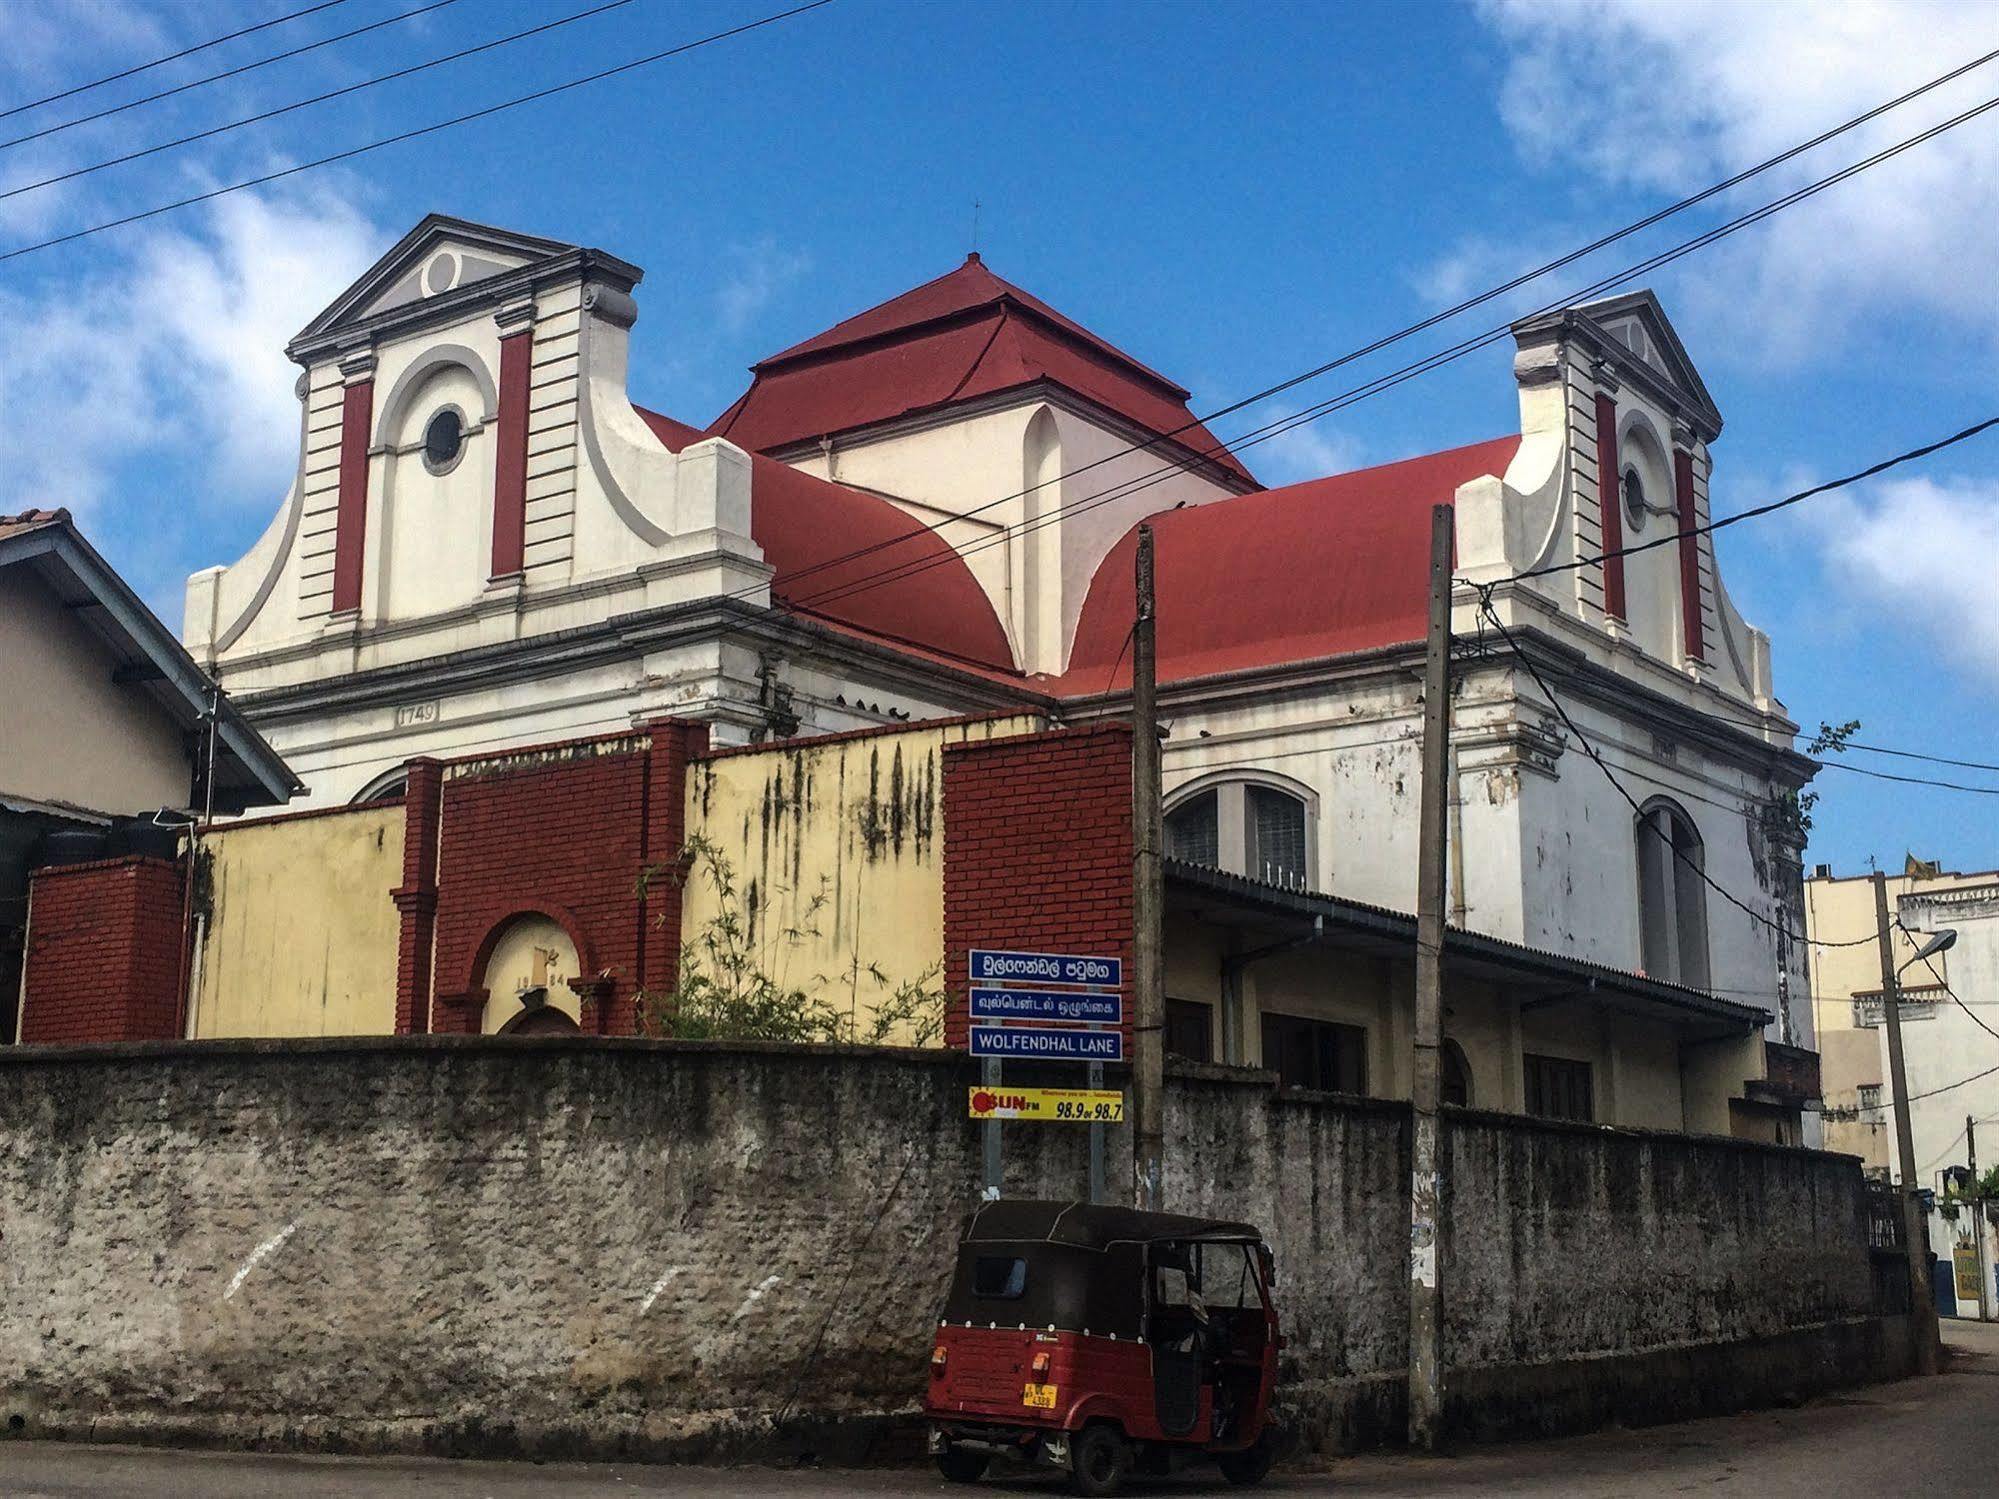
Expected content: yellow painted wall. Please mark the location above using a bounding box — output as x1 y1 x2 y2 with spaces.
189 806 403 1038
681 715 1044 1044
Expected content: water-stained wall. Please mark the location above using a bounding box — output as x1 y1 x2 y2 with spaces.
681 715 1044 1040
189 805 404 1038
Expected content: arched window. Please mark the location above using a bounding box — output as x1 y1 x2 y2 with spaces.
1621 464 1647 529
1441 1039 1472 1108
1163 776 1313 888
1636 799 1709 988
351 767 409 804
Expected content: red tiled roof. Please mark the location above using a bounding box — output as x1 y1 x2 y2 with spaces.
708 255 1257 487
0 507 69 542
636 409 1017 673
1055 436 1522 691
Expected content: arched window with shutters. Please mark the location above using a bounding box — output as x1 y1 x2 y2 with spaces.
1635 798 1710 989
1163 773 1315 889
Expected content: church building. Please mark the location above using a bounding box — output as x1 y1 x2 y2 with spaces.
183 214 1820 1138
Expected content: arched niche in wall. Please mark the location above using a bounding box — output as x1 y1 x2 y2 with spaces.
371 348 499 622
478 913 583 1035
1614 410 1684 665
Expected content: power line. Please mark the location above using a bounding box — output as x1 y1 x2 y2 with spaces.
1844 742 1999 774
0 0 643 205
792 93 1999 619
1814 759 1999 796
1907 941 1999 1047
0 1 352 121
746 51 1999 609
1906 1063 1999 1107
0 0 466 156
1508 416 1999 585
1468 588 1877 950
0 0 837 266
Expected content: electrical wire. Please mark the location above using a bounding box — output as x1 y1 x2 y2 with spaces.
1469 587 1877 949
0 0 837 266
1812 759 1999 796
0 0 467 155
1906 1063 1999 1107
1842 742 1999 774
0 1 352 121
0 0 643 205
1507 416 1999 585
751 48 1999 608
789 95 1999 619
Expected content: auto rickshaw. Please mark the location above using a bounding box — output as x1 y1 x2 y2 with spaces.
924 1199 1282 1496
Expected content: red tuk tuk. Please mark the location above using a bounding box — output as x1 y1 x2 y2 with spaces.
924 1200 1282 1495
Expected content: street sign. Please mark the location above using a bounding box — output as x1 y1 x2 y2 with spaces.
967 1087 1125 1123
970 1024 1123 1062
970 986 1123 1025
969 949 1122 989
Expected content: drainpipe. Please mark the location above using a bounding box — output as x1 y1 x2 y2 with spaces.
1220 915 1323 1066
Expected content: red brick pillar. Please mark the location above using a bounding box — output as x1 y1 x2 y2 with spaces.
392 758 443 1035
630 717 710 1036
20 856 186 1043
941 724 1135 1049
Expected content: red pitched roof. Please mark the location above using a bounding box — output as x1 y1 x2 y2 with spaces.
636 409 1017 673
0 507 69 542
708 255 1257 487
1056 436 1522 692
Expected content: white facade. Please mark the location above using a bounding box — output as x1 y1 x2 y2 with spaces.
184 217 1814 1125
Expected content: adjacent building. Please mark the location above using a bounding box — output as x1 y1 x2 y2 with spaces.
0 509 298 1042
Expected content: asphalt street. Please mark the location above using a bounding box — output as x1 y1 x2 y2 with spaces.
4 1321 1994 1497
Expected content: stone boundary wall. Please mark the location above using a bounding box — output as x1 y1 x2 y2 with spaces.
0 1040 1911 1462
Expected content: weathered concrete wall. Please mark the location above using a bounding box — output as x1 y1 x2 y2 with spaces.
0 1041 1908 1462
684 715 1043 1043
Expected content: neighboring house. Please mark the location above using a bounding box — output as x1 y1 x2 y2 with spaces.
0 510 299 1042
1806 858 1999 1174
183 215 1817 1136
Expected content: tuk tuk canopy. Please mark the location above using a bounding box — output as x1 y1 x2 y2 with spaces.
940 1200 1267 1339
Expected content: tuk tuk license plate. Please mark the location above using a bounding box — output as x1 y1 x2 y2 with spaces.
1022 1383 1058 1409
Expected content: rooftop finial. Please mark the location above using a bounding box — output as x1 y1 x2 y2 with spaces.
968 198 981 260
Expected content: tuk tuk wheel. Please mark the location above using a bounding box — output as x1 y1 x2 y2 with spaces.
1216 1426 1277 1486
934 1447 989 1484
1069 1424 1131 1497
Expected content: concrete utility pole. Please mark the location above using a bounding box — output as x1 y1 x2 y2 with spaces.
1875 871 1942 1372
1407 503 1453 1450
1131 525 1165 1213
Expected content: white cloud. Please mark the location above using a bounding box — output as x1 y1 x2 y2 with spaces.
1811 474 1999 690
1251 419 1366 485
1462 0 1999 359
0 183 383 523
716 235 812 335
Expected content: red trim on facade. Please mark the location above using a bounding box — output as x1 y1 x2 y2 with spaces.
1593 393 1626 621
392 758 442 1035
491 330 532 579
940 723 1135 1049
20 856 185 1044
332 378 375 615
1674 447 1704 662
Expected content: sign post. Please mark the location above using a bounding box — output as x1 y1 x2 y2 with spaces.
966 949 1126 1204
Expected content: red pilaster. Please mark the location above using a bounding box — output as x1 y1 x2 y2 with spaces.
1674 447 1704 662
1592 392 1626 622
637 718 710 1030
20 857 186 1043
392 758 443 1035
490 330 532 579
941 724 1135 1050
332 378 375 615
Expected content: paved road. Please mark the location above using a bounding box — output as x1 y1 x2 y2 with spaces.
5 1322 1995 1497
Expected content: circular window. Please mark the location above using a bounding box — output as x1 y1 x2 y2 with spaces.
1622 465 1647 528
422 407 465 474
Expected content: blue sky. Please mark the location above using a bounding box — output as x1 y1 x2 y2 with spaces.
0 0 1993 880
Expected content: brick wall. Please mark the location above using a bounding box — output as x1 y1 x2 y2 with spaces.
20 856 185 1043
940 723 1135 1047
420 721 706 1036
